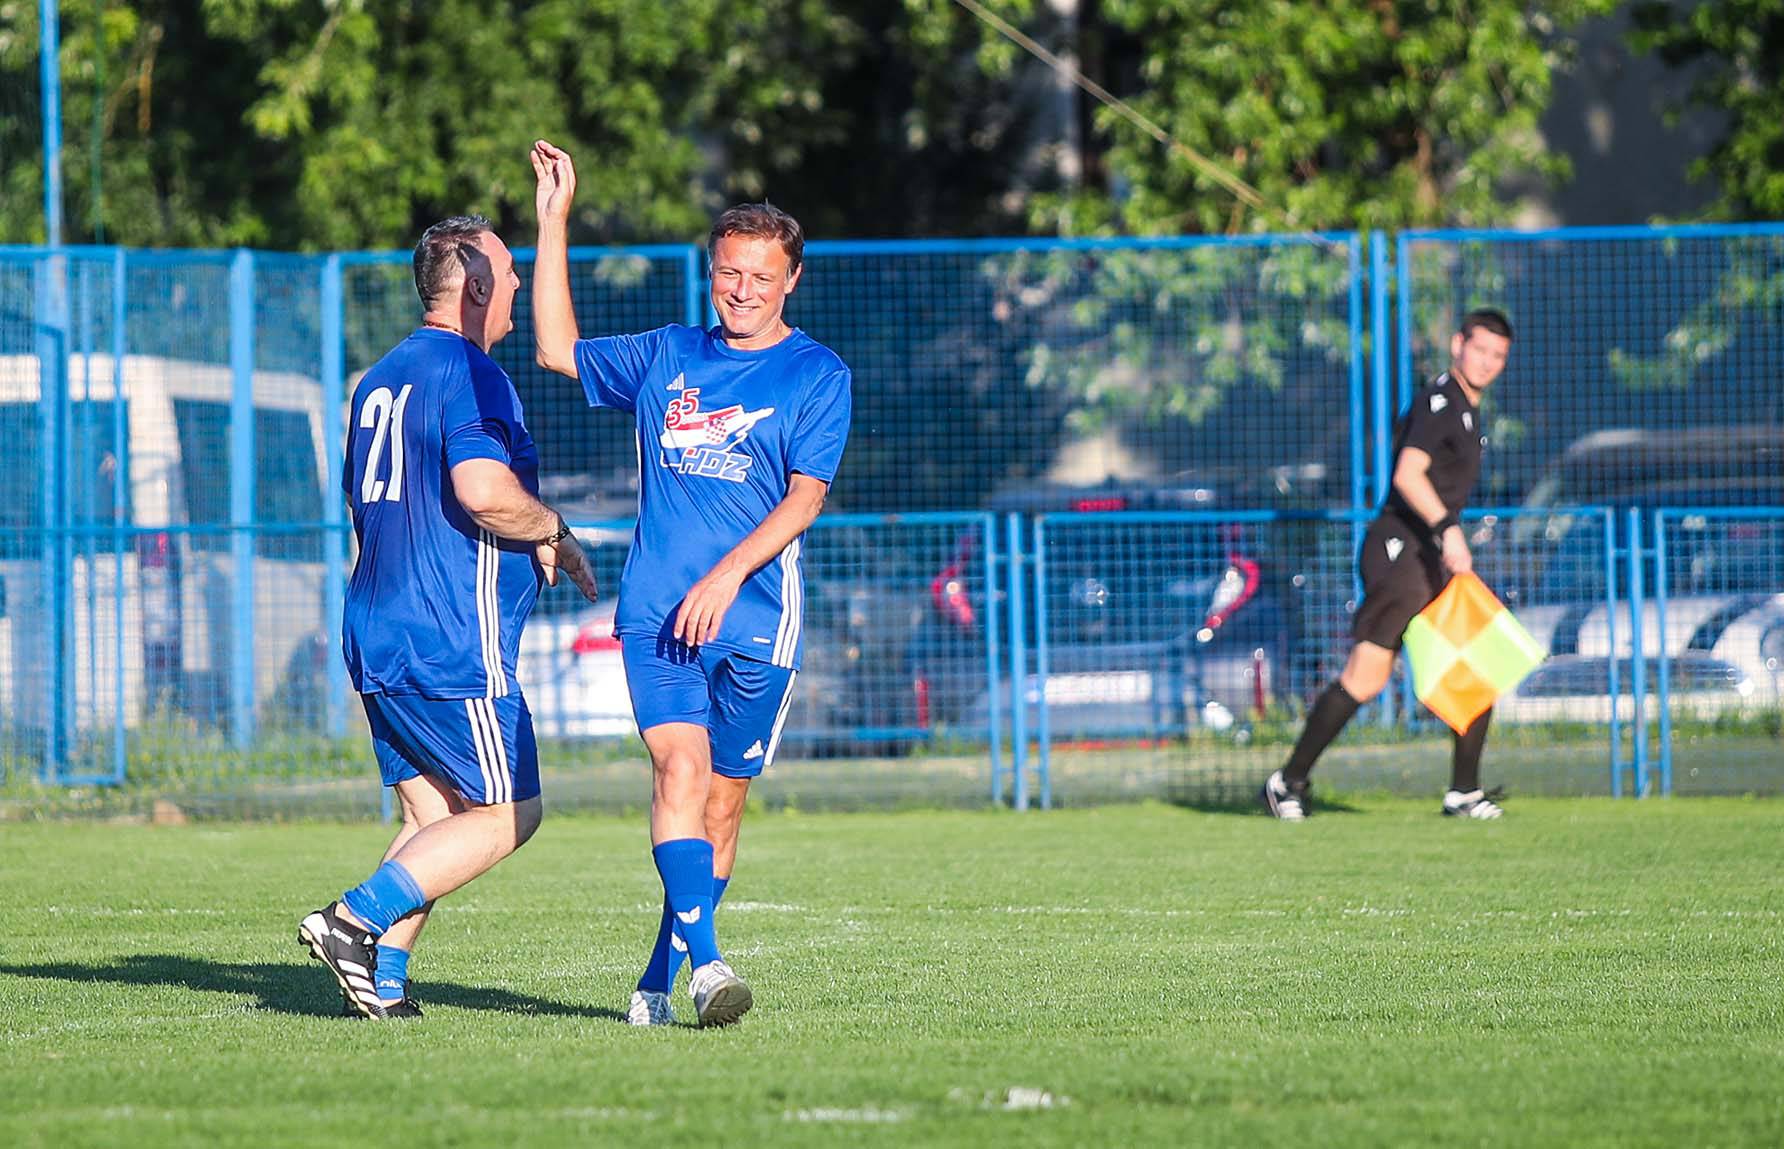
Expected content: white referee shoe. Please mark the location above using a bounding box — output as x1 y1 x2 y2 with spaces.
1442 788 1504 819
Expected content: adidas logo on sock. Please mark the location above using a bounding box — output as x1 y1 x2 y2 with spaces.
743 740 765 760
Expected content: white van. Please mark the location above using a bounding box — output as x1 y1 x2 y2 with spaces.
0 352 332 736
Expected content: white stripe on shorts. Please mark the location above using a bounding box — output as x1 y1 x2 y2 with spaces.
478 698 510 804
771 539 801 668
764 670 799 768
465 699 497 802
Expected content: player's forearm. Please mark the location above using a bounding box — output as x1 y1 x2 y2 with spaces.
532 219 580 378
710 480 828 582
1392 457 1454 530
467 495 561 544
451 461 562 543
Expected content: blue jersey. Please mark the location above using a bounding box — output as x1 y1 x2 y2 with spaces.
575 324 852 669
343 328 543 699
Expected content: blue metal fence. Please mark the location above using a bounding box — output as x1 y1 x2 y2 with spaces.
0 227 1780 814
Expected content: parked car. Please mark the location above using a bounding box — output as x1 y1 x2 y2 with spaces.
0 352 331 735
1496 594 1784 723
1465 427 1784 727
908 480 1296 740
518 523 923 754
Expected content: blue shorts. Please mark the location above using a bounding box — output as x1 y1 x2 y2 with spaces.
361 692 541 805
620 635 799 778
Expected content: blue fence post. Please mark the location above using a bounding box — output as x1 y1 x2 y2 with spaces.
1006 512 1028 812
1603 508 1623 798
76 261 95 749
1370 231 1393 507
1348 235 1367 516
35 255 68 780
1626 507 1648 797
320 255 347 740
110 248 127 783
1031 515 1051 810
1369 231 1397 728
1394 233 1414 415
982 515 1005 806
1652 510 1673 797
40 0 62 247
683 245 704 328
229 250 257 750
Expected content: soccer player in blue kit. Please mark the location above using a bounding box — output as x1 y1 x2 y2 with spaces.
298 215 599 1018
530 140 852 1027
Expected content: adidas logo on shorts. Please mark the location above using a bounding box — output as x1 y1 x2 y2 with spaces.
743 740 765 760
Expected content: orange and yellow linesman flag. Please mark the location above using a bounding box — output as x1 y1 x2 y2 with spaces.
1401 572 1546 734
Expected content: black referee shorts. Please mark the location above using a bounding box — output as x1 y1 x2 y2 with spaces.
1352 516 1449 651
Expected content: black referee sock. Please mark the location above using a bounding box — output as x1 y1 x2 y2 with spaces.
1283 681 1363 785
1450 707 1492 793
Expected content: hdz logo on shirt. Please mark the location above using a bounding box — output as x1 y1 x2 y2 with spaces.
658 377 774 483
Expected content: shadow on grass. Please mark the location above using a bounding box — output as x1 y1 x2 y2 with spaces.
0 955 626 1021
1166 790 1365 816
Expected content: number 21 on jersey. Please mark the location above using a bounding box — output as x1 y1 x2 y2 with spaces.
358 384 414 503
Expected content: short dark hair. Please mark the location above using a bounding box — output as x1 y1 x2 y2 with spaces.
708 203 804 274
1460 308 1513 342
413 215 494 307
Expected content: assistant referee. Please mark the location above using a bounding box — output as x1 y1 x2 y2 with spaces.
1262 309 1514 821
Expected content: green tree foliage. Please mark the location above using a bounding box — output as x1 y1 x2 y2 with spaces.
1632 0 1784 220
926 0 1613 474
970 0 1620 235
0 1 1062 249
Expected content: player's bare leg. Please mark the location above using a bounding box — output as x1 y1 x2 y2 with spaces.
1337 641 1396 704
334 796 541 922
630 746 749 1026
638 723 751 1026
336 774 464 1016
705 775 750 879
646 722 715 845
378 774 465 952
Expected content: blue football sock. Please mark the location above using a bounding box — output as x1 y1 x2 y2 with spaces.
636 897 679 994
636 874 730 994
374 944 411 1003
340 860 425 937
652 839 721 971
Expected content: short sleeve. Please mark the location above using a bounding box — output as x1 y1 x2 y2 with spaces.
1399 388 1456 457
788 368 853 483
443 359 519 468
574 327 670 413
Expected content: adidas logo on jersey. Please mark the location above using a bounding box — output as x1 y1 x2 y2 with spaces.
743 740 765 760
667 373 685 392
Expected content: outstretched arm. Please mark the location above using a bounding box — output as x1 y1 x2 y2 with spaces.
674 474 830 645
531 139 580 378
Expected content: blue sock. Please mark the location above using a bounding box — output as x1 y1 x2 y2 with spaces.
638 874 730 993
652 839 721 971
374 944 410 1003
340 861 425 937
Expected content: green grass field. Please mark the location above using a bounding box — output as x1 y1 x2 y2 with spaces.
3 799 1781 1146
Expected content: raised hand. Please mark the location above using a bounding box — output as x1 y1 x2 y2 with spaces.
531 139 578 226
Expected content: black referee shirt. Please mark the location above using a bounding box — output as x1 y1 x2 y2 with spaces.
1380 372 1486 544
